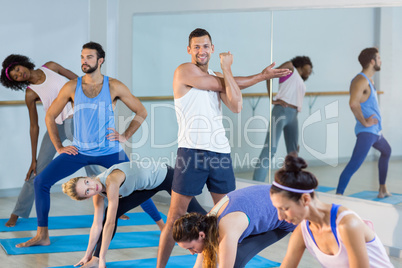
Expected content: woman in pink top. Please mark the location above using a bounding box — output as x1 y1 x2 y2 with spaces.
269 154 393 268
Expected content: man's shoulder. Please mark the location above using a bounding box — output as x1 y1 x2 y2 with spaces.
350 74 369 90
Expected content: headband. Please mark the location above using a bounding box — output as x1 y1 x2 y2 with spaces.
5 62 18 81
272 181 314 194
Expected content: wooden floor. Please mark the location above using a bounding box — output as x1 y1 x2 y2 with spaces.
0 160 401 267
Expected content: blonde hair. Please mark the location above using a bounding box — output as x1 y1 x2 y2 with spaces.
173 213 219 268
62 177 87 201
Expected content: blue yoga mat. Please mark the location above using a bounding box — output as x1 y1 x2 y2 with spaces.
0 230 160 255
348 191 402 205
49 254 280 268
316 185 336 193
0 212 166 232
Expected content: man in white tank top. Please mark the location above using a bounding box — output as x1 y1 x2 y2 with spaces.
157 28 292 268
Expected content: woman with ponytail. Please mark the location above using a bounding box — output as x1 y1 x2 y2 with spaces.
173 185 295 268
270 154 393 268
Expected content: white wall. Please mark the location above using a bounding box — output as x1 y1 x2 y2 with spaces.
0 0 90 191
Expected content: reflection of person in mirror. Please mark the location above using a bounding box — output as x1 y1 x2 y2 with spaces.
271 154 393 268
156 28 292 268
62 161 206 268
14 42 161 255
253 56 313 182
0 55 101 228
336 47 391 198
173 185 295 268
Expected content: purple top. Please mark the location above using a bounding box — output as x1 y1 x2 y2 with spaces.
218 185 295 243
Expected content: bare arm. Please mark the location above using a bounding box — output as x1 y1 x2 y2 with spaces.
75 194 105 267
279 225 305 268
338 215 371 268
218 52 242 113
349 76 378 127
24 89 40 181
45 80 78 155
44 61 78 80
107 79 148 142
235 62 292 90
217 212 249 268
173 63 225 99
98 170 126 268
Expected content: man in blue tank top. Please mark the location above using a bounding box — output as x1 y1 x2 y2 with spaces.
157 28 292 268
336 47 391 198
16 42 161 250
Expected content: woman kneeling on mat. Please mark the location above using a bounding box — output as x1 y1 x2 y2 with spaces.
62 161 206 268
270 154 393 268
172 185 295 268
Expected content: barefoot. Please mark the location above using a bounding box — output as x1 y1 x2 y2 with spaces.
16 227 50 247
377 191 392 198
378 185 392 198
5 214 19 227
82 256 99 268
119 214 130 220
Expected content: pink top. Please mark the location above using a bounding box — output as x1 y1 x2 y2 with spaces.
28 66 73 125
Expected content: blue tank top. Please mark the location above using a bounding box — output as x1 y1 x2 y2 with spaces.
73 76 122 156
354 73 382 135
217 185 295 243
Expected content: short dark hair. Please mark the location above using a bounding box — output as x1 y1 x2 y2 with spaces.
358 47 378 69
188 28 212 46
291 56 313 69
270 154 318 202
82 41 105 63
1 54 35 91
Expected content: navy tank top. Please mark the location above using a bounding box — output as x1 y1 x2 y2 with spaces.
217 185 295 243
73 76 122 156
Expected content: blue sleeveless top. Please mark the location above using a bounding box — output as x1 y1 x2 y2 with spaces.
354 73 382 135
217 185 295 243
73 76 122 156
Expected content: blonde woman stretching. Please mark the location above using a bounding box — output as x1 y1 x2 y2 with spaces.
63 161 205 268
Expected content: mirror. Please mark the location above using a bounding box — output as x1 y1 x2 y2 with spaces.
131 6 402 203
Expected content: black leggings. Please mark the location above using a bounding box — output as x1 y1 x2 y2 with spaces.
234 229 290 268
93 166 206 257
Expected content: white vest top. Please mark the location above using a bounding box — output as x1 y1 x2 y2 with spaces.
301 210 393 268
274 68 306 112
174 69 230 153
28 66 73 125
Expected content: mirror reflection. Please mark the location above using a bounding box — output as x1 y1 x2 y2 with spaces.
235 7 402 205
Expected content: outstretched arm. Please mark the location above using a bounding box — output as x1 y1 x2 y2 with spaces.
349 76 378 127
98 170 126 268
45 80 78 155
75 195 105 267
24 89 40 181
279 225 305 268
108 79 147 143
234 62 291 90
44 61 78 80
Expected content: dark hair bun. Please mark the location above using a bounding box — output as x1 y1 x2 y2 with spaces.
284 154 307 172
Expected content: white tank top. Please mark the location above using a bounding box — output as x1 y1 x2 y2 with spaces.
174 69 230 153
301 210 393 267
274 68 306 112
28 66 73 125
